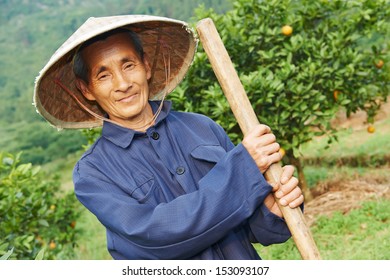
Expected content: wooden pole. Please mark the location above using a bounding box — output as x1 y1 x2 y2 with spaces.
196 18 321 260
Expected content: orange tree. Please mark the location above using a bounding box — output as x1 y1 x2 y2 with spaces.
170 0 390 199
0 152 81 259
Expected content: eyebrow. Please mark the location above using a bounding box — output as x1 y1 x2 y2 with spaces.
94 57 137 77
121 57 136 64
95 66 108 77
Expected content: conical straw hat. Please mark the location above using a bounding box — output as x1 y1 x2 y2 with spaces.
33 15 197 129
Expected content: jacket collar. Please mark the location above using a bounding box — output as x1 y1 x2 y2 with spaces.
101 101 172 148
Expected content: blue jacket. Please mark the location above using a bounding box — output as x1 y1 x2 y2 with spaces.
73 101 291 259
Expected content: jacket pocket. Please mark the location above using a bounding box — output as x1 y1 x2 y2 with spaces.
130 176 156 203
190 145 227 178
190 145 227 163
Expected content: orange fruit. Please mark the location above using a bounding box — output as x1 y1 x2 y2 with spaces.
279 147 286 158
49 241 56 250
367 125 375 133
70 221 76 229
333 90 340 101
375 59 384 69
282 25 293 36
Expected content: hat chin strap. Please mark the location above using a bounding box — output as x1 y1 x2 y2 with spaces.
54 79 116 126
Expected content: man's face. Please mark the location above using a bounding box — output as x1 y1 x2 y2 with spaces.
77 32 152 127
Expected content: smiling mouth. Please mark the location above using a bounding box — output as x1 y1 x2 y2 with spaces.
117 93 139 103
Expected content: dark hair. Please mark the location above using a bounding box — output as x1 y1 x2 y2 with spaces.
72 28 144 84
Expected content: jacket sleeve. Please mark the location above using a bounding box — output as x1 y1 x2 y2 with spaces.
74 143 272 260
247 204 292 246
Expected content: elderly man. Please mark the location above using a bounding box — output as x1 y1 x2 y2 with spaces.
34 15 303 260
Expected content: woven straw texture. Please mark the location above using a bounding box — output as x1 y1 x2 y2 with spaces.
34 15 197 129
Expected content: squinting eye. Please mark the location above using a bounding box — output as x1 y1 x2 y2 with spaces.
124 63 135 70
98 74 109 80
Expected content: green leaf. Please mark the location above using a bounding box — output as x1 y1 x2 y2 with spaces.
38 219 49 227
35 248 45 260
15 163 32 175
31 166 41 176
0 248 14 260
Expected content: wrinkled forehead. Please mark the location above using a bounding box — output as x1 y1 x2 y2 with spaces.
81 32 142 67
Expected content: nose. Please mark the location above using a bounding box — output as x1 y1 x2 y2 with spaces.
114 71 132 92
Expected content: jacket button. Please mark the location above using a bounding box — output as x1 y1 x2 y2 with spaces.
151 132 159 140
176 166 185 175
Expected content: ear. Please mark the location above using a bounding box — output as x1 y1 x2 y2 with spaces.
76 79 96 101
143 54 152 80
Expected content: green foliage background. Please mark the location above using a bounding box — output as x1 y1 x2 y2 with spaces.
170 0 390 159
0 152 81 259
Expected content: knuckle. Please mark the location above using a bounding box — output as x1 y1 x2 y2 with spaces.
269 133 276 142
258 157 269 168
269 181 279 191
292 185 301 195
259 124 270 135
259 124 268 130
256 124 265 133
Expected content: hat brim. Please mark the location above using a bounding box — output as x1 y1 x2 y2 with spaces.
34 15 197 129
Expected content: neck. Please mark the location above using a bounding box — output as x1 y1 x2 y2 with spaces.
106 103 155 132
123 104 155 132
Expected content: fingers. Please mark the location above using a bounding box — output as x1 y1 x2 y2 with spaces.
242 125 282 173
275 175 303 208
249 124 271 137
274 165 303 208
251 145 281 173
245 125 277 150
269 165 293 192
266 142 280 155
283 191 304 208
275 175 297 197
280 165 295 185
